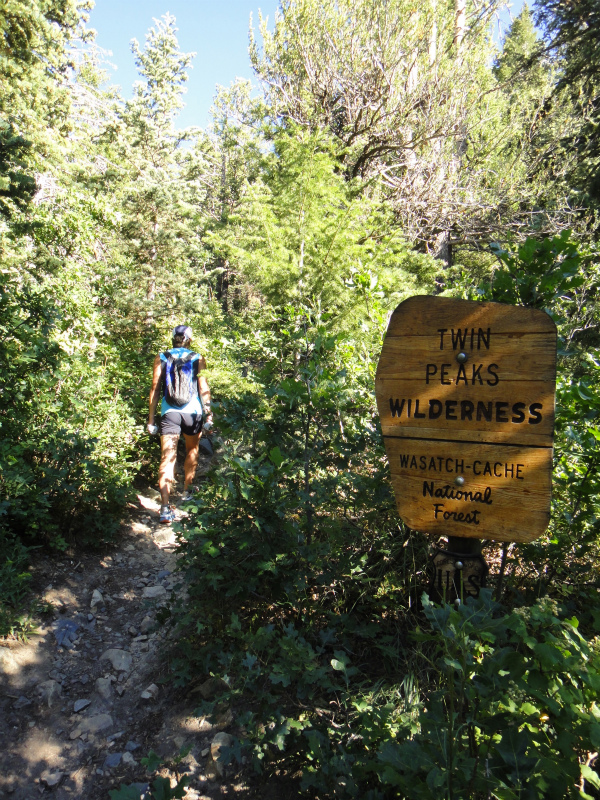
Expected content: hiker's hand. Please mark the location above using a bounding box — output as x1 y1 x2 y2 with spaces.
147 423 159 436
203 417 213 432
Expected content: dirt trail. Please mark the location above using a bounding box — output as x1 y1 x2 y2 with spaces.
0 470 257 800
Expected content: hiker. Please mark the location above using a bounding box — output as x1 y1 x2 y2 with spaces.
147 325 213 524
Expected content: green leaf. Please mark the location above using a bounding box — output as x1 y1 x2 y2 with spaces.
590 723 600 750
269 446 284 467
520 702 539 716
581 764 600 791
141 750 162 772
443 657 463 672
109 786 145 800
151 776 187 799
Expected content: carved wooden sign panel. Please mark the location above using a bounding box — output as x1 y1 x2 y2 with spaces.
375 296 557 542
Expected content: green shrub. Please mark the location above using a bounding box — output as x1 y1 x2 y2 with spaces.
0 530 35 637
0 425 132 550
377 592 600 800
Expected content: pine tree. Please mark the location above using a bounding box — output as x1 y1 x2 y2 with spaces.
534 0 600 207
107 15 205 335
248 0 569 252
206 125 437 312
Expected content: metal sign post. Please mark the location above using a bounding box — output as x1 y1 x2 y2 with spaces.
376 296 557 600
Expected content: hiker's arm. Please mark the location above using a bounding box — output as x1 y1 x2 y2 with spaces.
198 374 212 423
148 356 162 429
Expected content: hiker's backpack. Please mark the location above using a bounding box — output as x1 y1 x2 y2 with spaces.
162 350 198 407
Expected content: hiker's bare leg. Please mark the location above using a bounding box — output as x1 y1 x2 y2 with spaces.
183 432 200 492
159 434 178 506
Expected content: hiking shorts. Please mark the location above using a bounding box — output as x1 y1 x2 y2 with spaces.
160 411 203 437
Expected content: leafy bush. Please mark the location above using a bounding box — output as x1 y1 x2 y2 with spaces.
165 251 600 797
0 426 131 550
167 302 429 792
0 530 35 637
379 592 600 800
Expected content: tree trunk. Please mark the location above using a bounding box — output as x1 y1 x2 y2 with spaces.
429 0 437 65
454 0 466 53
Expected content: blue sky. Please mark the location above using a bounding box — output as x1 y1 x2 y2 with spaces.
88 0 279 129
88 0 525 131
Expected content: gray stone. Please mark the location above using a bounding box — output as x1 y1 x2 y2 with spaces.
53 618 79 648
95 677 113 700
157 569 171 580
103 752 122 769
14 695 31 709
70 713 113 740
37 679 63 707
125 740 140 751
121 751 137 766
142 585 167 600
40 770 64 788
211 732 234 777
197 677 229 700
74 698 91 713
139 616 153 634
140 683 159 700
100 648 133 672
128 626 138 636
90 589 103 609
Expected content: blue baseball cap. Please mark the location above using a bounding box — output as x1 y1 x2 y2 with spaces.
173 325 193 340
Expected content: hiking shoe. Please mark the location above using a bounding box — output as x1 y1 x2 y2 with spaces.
159 505 175 524
180 487 199 504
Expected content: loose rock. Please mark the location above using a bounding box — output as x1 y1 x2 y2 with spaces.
121 751 136 766
103 752 122 769
210 732 234 777
139 615 153 634
90 589 103 608
140 683 159 701
95 677 113 700
69 713 113 740
142 585 167 600
53 618 79 648
0 648 18 676
74 698 91 713
36 679 63 708
197 677 229 700
100 648 133 673
40 770 64 788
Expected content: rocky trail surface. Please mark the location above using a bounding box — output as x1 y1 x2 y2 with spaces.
0 476 284 800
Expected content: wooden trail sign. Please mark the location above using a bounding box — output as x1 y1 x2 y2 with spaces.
376 296 557 543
